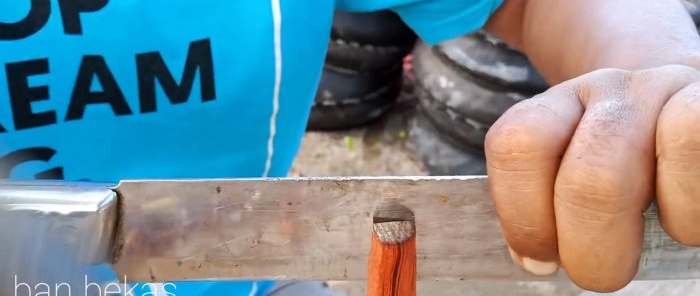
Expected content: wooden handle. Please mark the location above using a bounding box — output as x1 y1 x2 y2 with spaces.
367 221 417 296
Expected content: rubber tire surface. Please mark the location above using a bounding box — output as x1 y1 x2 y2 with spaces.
326 10 417 72
434 31 549 94
326 38 415 73
407 112 486 176
308 65 403 131
412 41 530 150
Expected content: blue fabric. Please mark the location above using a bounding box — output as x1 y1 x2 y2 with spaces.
336 0 505 45
130 281 278 296
0 0 502 295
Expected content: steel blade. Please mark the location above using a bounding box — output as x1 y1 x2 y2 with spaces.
111 176 700 283
0 181 118 296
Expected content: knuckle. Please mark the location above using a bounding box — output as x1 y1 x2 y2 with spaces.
485 101 560 158
579 99 637 137
485 121 542 157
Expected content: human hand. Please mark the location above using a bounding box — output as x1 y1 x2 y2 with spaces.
484 65 700 292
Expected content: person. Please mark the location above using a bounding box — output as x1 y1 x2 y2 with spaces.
2 0 700 294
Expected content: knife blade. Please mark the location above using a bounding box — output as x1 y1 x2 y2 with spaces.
111 176 700 283
1 176 699 294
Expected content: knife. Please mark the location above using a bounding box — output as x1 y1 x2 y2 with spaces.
1 176 698 295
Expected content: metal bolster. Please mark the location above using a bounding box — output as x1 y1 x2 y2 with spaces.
0 180 119 296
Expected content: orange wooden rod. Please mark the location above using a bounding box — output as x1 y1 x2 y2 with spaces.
367 220 417 296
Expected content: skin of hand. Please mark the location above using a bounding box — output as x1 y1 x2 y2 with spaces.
479 0 700 292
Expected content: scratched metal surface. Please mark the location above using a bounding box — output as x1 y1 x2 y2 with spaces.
328 280 583 296
329 279 700 296
112 176 700 283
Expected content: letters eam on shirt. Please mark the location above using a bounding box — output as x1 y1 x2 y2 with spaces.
1 1 216 179
0 0 504 182
1 39 215 178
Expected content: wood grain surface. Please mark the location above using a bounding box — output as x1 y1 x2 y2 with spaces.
368 221 417 296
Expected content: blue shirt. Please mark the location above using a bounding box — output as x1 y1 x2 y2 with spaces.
0 0 503 295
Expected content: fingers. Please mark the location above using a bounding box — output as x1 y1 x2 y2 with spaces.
554 67 699 292
487 65 700 293
485 88 583 274
657 81 700 246
553 72 653 291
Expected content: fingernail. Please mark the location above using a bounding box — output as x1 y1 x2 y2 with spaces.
507 246 558 276
521 257 559 276
507 246 523 267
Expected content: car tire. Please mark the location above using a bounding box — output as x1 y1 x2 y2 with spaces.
433 31 549 94
326 10 417 73
407 112 487 176
308 65 403 130
412 40 532 150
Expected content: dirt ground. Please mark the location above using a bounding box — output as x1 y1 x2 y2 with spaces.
291 95 425 178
